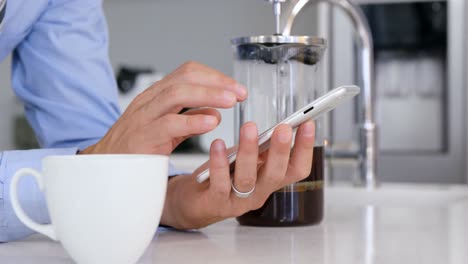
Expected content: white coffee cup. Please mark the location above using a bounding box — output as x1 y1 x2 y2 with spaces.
10 154 169 264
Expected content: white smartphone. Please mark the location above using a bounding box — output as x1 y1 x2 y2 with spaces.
195 85 360 183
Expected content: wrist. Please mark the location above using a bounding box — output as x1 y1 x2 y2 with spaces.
77 144 97 155
160 175 222 230
160 175 184 229
77 136 110 155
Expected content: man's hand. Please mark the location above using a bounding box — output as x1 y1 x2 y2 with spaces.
80 61 247 155
160 121 315 229
80 61 316 230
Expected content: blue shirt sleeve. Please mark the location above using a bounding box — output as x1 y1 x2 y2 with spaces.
11 0 120 150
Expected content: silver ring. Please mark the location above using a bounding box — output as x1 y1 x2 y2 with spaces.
231 178 255 198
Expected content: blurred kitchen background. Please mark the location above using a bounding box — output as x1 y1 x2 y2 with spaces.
1 0 467 184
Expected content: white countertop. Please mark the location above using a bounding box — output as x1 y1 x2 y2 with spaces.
1 183 467 264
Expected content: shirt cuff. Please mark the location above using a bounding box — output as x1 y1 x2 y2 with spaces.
168 162 189 177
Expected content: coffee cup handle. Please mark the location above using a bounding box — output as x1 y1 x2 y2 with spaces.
10 168 58 241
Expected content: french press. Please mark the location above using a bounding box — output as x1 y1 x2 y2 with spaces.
231 0 327 226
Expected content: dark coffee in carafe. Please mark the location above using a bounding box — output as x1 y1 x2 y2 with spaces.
236 146 324 226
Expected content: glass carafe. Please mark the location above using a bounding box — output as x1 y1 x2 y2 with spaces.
232 35 326 226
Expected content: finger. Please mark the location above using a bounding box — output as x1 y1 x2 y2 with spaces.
284 121 315 184
256 124 293 193
232 122 258 194
162 61 248 100
123 62 247 116
145 84 237 118
141 62 247 106
208 139 232 201
182 108 222 122
170 109 222 147
154 113 219 142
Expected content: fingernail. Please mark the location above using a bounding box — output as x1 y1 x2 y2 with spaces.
243 123 258 140
303 122 315 137
278 127 292 143
204 116 218 126
213 139 226 152
223 91 237 104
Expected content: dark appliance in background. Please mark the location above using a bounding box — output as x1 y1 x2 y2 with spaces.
356 0 466 183
362 2 447 153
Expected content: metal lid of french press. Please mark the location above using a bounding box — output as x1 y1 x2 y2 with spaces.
231 35 326 65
